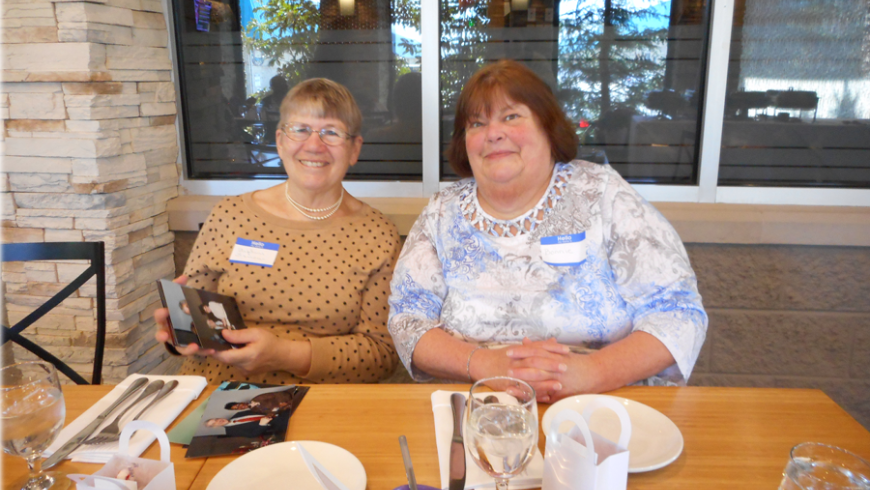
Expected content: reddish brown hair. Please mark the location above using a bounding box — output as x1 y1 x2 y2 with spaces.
448 60 578 177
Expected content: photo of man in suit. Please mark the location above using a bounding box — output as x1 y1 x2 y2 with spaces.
186 384 309 458
205 412 274 438
207 300 237 330
223 387 297 414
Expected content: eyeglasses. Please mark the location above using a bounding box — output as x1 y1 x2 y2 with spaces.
280 124 354 146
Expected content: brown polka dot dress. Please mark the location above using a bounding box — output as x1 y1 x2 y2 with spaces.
178 192 401 385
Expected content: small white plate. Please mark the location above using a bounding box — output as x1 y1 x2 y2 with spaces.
542 394 683 473
207 440 366 490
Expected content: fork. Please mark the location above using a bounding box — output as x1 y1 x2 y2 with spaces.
84 380 164 445
130 380 178 422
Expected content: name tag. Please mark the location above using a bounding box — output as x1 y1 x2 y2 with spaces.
229 238 279 267
541 232 586 266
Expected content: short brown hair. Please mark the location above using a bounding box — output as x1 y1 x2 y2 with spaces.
448 60 578 177
279 78 363 136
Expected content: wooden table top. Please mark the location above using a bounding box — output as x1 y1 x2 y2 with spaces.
4 385 870 490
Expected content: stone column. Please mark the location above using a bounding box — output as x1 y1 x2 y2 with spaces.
2 0 183 380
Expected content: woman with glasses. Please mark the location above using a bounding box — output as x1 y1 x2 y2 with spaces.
155 78 401 385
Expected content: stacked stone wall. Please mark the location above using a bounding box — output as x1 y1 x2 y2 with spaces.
2 0 183 380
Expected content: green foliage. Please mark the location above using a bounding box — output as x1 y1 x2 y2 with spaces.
438 0 669 124
558 1 668 122
243 0 320 87
439 0 493 108
242 0 421 93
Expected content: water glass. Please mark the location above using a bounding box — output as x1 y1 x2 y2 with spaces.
1 361 69 490
780 442 870 489
467 377 537 490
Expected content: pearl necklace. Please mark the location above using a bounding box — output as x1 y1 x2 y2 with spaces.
284 181 344 221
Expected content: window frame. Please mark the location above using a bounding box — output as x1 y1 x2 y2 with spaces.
167 0 870 206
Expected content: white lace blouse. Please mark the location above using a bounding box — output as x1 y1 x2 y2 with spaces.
387 161 708 384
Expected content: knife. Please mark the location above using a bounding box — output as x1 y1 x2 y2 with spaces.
297 442 350 490
449 393 467 490
43 377 149 469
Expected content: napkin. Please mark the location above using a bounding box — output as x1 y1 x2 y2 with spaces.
45 374 207 464
431 390 544 490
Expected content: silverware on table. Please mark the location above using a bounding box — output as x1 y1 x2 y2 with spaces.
43 377 149 469
399 435 419 490
131 380 178 422
448 393 467 490
84 379 165 445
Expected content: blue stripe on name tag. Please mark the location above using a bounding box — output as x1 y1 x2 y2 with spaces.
230 260 272 267
540 232 585 245
236 238 280 250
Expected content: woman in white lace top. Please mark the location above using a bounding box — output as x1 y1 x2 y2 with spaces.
387 61 708 402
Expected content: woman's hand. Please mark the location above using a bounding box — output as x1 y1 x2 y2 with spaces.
509 332 678 402
153 275 212 357
211 328 312 377
504 338 576 402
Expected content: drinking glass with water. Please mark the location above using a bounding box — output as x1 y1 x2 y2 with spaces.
780 442 870 489
1 361 68 490
467 377 537 490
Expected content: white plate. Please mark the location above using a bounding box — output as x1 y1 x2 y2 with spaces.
207 440 366 490
541 395 683 473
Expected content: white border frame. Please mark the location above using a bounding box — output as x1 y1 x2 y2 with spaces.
171 0 870 206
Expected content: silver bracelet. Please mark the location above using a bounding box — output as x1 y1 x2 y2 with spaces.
466 345 484 382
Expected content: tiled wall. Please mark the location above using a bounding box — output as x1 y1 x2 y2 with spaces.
173 232 870 429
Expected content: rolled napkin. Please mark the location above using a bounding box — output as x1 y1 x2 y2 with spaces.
431 390 544 490
44 374 207 464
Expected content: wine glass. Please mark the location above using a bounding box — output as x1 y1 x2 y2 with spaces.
1 361 70 490
466 377 537 490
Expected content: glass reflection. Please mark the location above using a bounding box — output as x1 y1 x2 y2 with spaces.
440 0 710 184
719 0 870 187
176 0 423 180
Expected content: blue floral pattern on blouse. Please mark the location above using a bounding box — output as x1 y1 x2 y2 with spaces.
388 161 708 384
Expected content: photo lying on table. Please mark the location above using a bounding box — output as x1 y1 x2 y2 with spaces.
170 380 288 445
157 279 247 351
186 383 309 458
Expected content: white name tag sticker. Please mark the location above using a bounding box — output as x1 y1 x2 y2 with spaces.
229 238 279 267
541 232 587 266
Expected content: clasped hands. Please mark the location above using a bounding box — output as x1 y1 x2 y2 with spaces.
500 338 596 403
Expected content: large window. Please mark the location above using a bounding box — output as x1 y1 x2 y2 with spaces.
718 0 870 187
170 0 870 205
173 0 422 180
440 0 711 184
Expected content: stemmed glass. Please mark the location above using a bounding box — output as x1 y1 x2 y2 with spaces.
466 377 537 490
1 361 70 490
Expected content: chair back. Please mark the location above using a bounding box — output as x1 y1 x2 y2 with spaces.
2 241 107 384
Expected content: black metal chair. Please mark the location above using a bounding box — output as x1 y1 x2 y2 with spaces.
1 241 107 384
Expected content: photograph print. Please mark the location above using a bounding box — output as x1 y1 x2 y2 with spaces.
157 279 200 347
186 384 308 458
